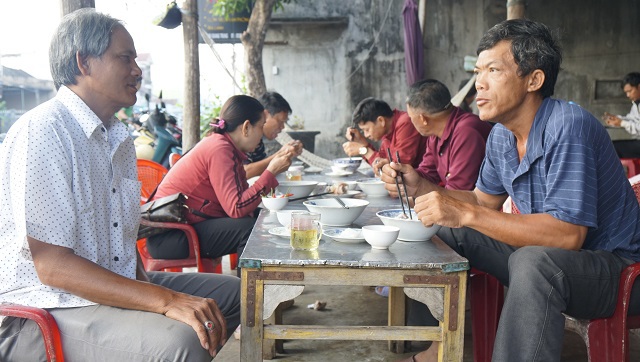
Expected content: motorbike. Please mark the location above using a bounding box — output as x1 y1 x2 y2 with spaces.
134 103 182 169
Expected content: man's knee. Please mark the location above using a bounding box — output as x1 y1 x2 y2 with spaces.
146 326 212 362
508 246 563 284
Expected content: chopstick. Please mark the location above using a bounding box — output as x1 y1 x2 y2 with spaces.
289 192 333 202
386 148 409 219
395 150 413 220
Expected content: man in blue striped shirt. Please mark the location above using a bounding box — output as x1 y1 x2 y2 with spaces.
384 19 640 362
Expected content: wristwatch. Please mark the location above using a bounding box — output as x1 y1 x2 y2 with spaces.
358 146 368 156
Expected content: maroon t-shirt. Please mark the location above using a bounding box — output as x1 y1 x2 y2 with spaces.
415 107 493 190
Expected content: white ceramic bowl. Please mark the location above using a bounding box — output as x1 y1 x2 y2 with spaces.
333 157 363 173
303 198 370 226
261 196 289 211
356 178 388 197
277 181 319 199
362 225 400 249
376 209 441 241
276 210 304 228
331 164 349 174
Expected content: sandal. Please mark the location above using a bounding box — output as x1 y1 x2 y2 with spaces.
374 286 389 297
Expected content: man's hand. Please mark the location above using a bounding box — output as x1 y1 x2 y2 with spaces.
345 127 365 143
604 112 622 127
162 293 228 357
342 141 365 157
413 191 471 228
372 158 388 176
266 151 293 175
379 161 421 198
277 140 303 158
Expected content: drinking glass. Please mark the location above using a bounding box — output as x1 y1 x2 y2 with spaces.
290 212 322 250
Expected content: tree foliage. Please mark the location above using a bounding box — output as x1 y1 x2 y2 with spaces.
211 0 293 19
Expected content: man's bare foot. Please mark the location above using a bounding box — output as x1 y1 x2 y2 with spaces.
412 341 439 362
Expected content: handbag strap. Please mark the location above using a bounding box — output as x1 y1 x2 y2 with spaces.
190 209 216 219
147 183 161 203
144 149 191 203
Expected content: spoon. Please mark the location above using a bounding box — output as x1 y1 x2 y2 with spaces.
334 196 350 209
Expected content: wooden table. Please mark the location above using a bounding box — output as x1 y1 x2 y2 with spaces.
239 172 469 361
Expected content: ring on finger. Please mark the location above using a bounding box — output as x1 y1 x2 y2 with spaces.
204 320 215 332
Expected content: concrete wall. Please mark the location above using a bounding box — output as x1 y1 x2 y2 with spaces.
263 0 408 160
263 0 640 160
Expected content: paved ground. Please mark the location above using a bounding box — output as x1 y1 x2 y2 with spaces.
213 272 640 362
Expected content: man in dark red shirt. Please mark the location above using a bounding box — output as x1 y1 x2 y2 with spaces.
380 80 492 359
410 79 492 190
342 97 427 174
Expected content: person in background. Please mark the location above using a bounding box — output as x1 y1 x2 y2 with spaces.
604 72 640 158
458 78 478 114
385 19 640 362
148 95 293 277
166 114 183 144
342 97 427 175
0 9 240 361
245 91 303 178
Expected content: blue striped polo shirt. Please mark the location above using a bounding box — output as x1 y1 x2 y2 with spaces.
477 98 640 261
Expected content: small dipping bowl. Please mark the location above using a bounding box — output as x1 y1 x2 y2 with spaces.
362 225 400 249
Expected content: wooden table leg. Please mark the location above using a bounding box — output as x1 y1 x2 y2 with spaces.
241 269 265 362
388 286 406 353
440 271 467 361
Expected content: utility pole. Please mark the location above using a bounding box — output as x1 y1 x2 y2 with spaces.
507 0 525 19
181 0 200 152
60 0 95 16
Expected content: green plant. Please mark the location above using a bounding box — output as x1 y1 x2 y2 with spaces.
290 115 305 130
200 94 224 137
211 0 294 19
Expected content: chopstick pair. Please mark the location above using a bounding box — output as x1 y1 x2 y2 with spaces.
288 192 333 202
386 148 413 220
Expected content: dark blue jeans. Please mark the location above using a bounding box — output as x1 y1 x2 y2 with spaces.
429 226 640 362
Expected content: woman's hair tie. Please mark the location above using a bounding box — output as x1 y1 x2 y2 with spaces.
210 118 226 130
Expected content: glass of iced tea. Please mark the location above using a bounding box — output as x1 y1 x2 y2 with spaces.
290 211 322 250
285 169 303 181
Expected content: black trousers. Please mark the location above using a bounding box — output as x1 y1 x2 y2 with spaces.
147 216 255 276
613 139 640 158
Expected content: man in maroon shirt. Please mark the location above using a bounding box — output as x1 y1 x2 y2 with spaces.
342 97 427 174
382 79 492 362
410 79 492 190
378 79 492 192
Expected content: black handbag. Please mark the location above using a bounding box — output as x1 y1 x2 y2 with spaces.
138 193 189 239
140 193 189 222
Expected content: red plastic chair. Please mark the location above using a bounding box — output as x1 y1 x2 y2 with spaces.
169 152 182 168
136 159 237 273
469 268 503 361
137 159 167 202
0 304 64 361
621 158 640 178
472 179 640 362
